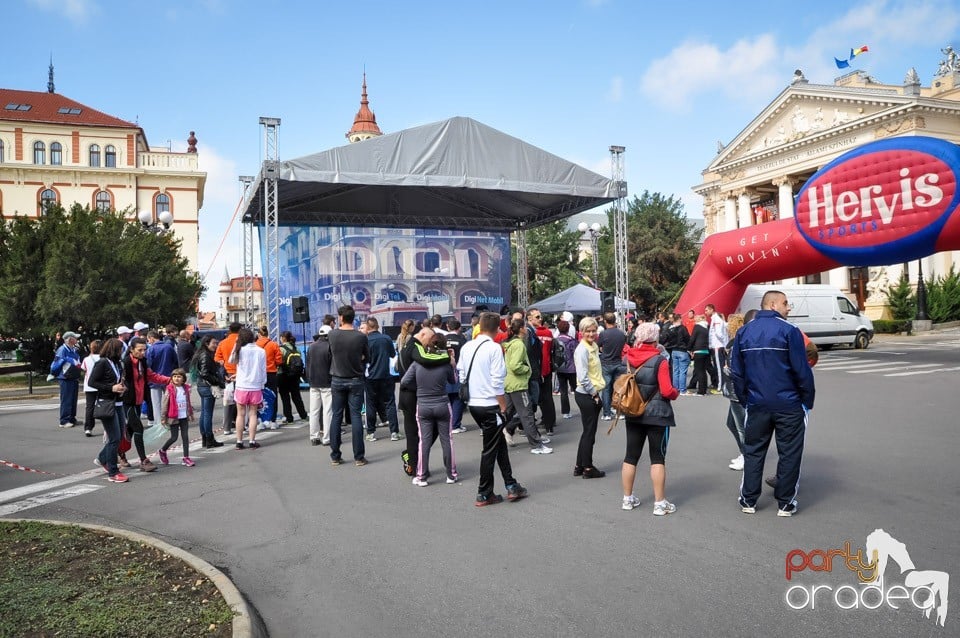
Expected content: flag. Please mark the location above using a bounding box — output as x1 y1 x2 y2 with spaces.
579 272 597 288
835 44 869 69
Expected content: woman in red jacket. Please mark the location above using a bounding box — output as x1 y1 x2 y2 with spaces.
621 322 680 515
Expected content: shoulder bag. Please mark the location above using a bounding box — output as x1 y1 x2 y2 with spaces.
458 341 490 404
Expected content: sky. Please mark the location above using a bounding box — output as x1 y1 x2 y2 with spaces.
4 0 959 309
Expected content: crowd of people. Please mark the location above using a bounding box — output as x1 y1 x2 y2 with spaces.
52 291 816 515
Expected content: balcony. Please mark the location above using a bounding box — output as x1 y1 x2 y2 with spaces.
138 152 199 172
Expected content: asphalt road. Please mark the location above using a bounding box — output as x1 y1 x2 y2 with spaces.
1 331 958 637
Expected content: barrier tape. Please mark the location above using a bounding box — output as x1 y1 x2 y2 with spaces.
0 459 63 476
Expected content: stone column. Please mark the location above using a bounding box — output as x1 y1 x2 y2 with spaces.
723 195 738 231
828 266 850 291
736 190 753 229
773 176 796 219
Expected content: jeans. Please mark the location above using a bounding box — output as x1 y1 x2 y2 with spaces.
670 350 690 393
365 377 399 434
197 383 216 438
600 362 627 417
330 376 365 461
96 407 122 476
58 379 79 425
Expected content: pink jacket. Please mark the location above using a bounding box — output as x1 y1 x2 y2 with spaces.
160 383 194 421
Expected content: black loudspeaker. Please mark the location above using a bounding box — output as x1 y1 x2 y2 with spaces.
600 291 616 314
292 296 310 323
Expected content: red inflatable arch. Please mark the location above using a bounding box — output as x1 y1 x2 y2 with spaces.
675 136 960 315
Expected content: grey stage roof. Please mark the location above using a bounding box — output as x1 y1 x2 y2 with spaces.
240 116 618 232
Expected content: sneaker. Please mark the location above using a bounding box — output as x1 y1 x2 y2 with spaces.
728 454 744 471
412 477 428 487
157 449 169 465
60 422 75 428
765 476 778 489
582 467 606 479
93 458 107 473
503 430 516 446
390 432 401 441
107 473 128 483
653 500 677 516
236 442 245 450
446 475 458 484
118 455 131 469
181 457 195 467
139 459 157 472
573 466 583 477
256 423 266 432
505 483 528 501
249 440 261 449
475 493 504 507
355 458 368 467
539 437 551 445
223 428 234 436
708 389 721 395
365 433 377 442
451 427 467 434
600 414 613 421
622 495 641 511
545 429 554 436
562 413 573 419
331 457 344 466
84 429 93 437
777 503 798 517
310 438 322 446
530 445 553 455
739 498 756 514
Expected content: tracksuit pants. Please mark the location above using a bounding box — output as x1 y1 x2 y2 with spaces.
739 407 807 510
415 398 457 481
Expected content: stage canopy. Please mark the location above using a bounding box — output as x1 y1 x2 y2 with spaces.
240 116 617 231
531 284 636 315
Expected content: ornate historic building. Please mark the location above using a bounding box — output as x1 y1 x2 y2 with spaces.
218 268 264 326
0 67 206 272
694 47 960 317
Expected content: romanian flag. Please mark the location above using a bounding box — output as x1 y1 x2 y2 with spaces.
835 44 869 69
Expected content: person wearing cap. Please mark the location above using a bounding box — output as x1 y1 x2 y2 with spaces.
116 326 134 356
305 326 333 445
621 322 680 515
133 321 150 337
52 331 83 428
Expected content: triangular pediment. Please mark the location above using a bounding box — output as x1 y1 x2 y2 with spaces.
710 84 915 170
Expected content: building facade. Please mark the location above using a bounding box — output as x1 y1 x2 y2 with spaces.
694 49 960 318
218 269 265 327
0 77 206 273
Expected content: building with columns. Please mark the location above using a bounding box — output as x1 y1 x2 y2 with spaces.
0 69 206 272
694 49 960 317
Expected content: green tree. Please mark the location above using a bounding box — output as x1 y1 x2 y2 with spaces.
595 191 702 315
0 203 204 339
925 265 960 323
885 272 916 320
522 220 583 302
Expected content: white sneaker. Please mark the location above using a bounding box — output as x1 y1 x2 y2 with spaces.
446 476 458 484
390 432 401 441
412 477 428 487
268 421 279 430
365 433 377 442
728 454 744 471
562 413 573 419
530 445 553 455
600 414 613 421
653 500 677 516
256 422 266 432
622 495 641 511
451 427 467 434
539 437 551 445
503 430 516 446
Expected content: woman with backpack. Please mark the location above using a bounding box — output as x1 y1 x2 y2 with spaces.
553 319 578 420
278 331 308 425
621 322 679 515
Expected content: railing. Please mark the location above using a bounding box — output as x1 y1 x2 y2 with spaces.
138 152 199 171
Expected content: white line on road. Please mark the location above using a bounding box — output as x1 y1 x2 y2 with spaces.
0 484 104 517
0 468 105 504
814 360 884 370
848 363 941 374
885 365 960 377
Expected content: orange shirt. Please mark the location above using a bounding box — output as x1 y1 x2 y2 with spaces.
215 333 239 376
257 336 283 373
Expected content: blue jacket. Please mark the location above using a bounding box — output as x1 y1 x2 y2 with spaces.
729 310 815 412
146 338 179 388
366 330 396 380
51 344 82 380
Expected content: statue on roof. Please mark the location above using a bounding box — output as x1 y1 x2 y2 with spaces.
936 45 959 76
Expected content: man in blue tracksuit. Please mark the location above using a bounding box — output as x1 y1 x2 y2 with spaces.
729 290 815 517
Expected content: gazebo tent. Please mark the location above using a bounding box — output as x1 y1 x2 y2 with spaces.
531 284 636 315
240 116 617 230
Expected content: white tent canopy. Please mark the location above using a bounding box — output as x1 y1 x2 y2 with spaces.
531 284 636 315
240 116 617 231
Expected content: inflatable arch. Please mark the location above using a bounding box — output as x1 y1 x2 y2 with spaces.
675 136 960 315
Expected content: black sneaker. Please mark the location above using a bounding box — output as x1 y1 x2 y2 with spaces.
475 493 504 507
84 429 93 437
573 466 583 477
331 457 344 466
506 483 528 501
582 467 606 479
401 451 414 476
235 442 245 450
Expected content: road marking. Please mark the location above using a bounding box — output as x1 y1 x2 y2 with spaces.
0 468 104 504
0 403 61 412
0 484 104 517
885 365 960 377
814 360 883 370
848 363 940 374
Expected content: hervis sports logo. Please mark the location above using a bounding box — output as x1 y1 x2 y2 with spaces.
795 136 960 266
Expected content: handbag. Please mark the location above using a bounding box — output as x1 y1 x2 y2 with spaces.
459 341 491 404
93 397 116 420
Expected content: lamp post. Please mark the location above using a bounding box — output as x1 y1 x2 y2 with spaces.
578 221 602 286
432 267 449 316
138 209 173 233
915 259 928 321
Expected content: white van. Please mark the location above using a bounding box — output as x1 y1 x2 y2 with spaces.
735 284 875 349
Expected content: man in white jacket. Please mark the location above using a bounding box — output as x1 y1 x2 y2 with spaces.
705 304 727 393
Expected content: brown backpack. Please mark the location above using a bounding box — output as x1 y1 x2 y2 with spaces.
611 355 663 417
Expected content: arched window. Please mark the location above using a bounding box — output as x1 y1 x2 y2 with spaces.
39 189 57 215
105 145 116 168
50 142 62 166
0 139 5 163
95 190 112 212
33 141 45 165
155 193 171 217
89 144 101 167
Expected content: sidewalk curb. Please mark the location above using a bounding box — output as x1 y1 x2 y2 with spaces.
6 518 262 638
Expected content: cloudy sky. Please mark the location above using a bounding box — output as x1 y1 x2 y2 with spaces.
5 0 958 308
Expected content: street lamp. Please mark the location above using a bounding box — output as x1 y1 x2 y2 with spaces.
138 209 173 233
916 259 929 321
431 267 449 316
578 221 602 286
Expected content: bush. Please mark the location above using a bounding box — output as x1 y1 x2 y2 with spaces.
873 319 913 334
925 265 960 323
885 273 916 320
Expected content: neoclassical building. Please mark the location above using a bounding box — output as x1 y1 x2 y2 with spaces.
0 70 206 272
694 48 960 317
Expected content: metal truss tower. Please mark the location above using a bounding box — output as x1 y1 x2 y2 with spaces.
516 227 529 309
239 175 256 327
610 145 629 324
260 117 281 338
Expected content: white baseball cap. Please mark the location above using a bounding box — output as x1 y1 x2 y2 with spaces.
133 321 149 331
116 326 133 335
318 325 332 335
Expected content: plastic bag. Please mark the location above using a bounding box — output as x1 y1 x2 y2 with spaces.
143 421 170 448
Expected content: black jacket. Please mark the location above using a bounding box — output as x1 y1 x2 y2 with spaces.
688 324 709 352
661 323 690 352
88 357 124 402
194 347 224 388
305 338 332 389
120 355 168 406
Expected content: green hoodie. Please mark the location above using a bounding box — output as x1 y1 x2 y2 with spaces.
503 336 531 393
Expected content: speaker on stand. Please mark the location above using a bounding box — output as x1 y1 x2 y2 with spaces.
600 291 616 314
292 296 310 353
